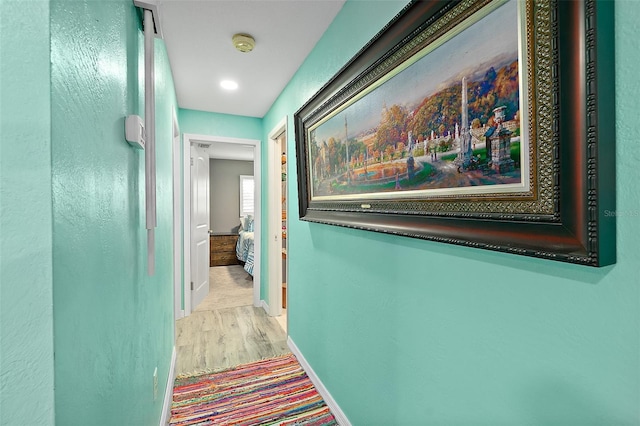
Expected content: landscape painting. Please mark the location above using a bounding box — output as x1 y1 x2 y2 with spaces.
307 0 526 201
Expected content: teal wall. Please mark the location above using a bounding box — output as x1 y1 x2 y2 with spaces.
265 0 640 424
0 1 55 425
50 1 176 425
179 108 262 141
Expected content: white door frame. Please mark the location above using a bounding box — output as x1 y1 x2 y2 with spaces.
172 110 183 320
267 117 287 317
181 133 261 316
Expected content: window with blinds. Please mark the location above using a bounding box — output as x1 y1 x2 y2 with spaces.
240 175 254 216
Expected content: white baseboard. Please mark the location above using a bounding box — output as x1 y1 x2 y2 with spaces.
287 337 351 426
160 346 177 426
261 299 270 315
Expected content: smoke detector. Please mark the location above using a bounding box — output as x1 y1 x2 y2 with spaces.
232 33 255 53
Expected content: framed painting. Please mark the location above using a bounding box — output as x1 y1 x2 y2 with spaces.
294 0 616 266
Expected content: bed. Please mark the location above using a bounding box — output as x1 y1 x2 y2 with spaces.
236 216 255 277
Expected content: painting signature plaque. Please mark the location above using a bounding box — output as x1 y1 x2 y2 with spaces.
294 0 616 266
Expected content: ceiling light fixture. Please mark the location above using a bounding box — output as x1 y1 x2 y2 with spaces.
232 33 255 53
220 80 238 90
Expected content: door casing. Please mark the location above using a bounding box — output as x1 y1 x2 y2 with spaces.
267 117 287 317
172 110 183 320
181 133 261 316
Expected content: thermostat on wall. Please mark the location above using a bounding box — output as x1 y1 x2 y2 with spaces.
125 115 145 149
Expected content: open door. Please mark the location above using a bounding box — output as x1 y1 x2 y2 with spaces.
190 143 210 311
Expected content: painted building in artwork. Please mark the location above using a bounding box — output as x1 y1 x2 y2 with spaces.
484 105 515 173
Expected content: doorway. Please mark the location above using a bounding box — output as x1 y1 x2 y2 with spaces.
268 118 288 326
180 133 261 316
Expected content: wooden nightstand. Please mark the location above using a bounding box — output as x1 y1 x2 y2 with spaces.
210 233 239 267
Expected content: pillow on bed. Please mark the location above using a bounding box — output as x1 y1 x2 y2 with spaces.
240 215 254 232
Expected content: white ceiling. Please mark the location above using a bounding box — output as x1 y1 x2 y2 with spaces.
158 0 346 119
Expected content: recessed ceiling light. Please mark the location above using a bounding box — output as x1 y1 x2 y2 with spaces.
220 80 238 90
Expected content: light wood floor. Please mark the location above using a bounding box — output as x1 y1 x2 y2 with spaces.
175 265 289 375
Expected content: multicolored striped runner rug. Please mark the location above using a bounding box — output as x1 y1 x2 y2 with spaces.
170 353 338 425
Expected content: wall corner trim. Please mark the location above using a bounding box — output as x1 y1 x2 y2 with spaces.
287 337 352 426
160 346 177 426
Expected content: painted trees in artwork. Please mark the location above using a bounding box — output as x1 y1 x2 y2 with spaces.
326 137 343 175
384 145 394 162
375 104 408 153
401 61 520 142
469 62 519 127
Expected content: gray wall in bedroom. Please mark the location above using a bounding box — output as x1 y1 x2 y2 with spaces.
210 159 254 233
